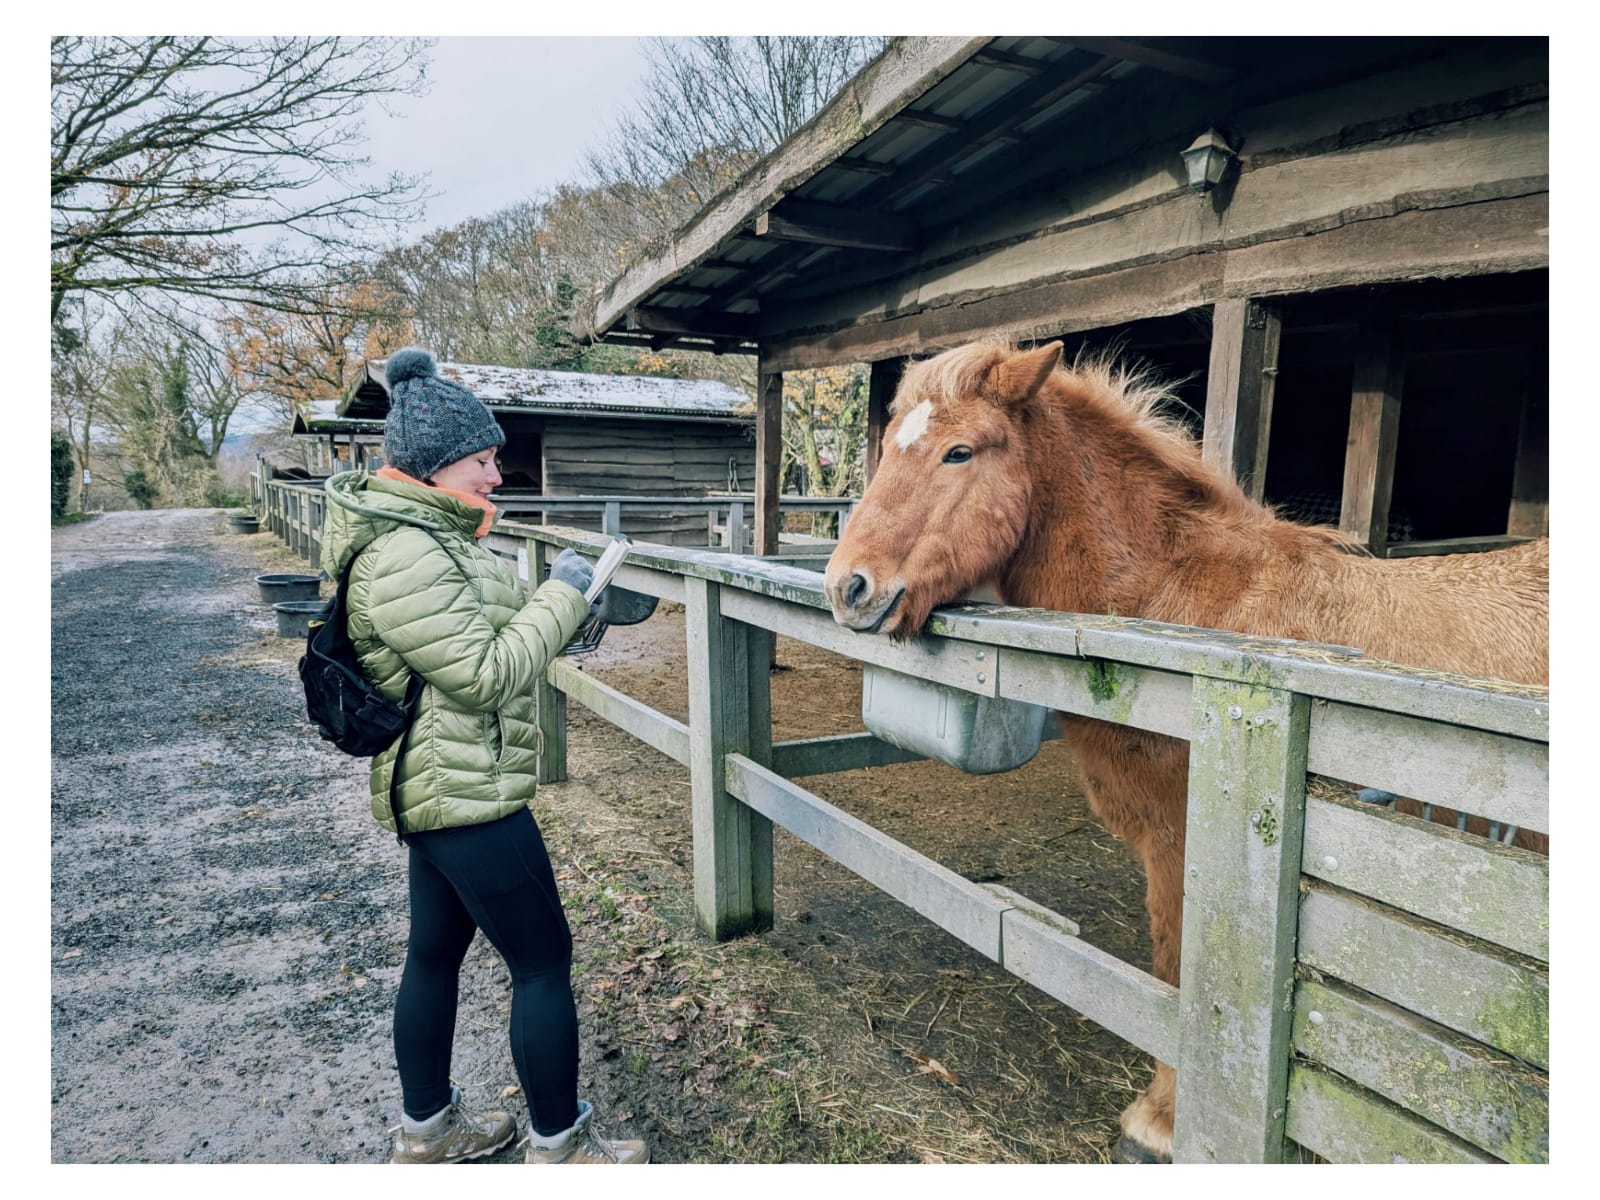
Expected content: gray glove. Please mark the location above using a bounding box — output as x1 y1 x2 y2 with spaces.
548 549 594 597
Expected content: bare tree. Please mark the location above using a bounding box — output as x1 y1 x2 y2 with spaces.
579 37 886 261
51 36 432 322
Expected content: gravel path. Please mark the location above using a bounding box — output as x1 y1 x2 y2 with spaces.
50 510 530 1163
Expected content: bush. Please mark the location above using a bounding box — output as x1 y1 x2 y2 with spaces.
51 433 74 518
123 468 158 509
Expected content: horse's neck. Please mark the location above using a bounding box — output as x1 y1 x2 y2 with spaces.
1001 403 1289 624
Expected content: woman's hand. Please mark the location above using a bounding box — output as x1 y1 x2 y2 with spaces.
548 549 594 597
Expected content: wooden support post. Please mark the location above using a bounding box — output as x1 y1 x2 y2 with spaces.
865 358 902 488
602 500 622 537
1174 678 1311 1163
1202 298 1281 500
531 539 568 785
726 500 747 556
685 576 774 939
1339 323 1406 554
1507 347 1548 538
755 367 783 556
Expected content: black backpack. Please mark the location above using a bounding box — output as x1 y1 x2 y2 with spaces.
298 553 424 840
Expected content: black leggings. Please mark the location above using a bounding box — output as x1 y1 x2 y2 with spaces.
393 806 579 1136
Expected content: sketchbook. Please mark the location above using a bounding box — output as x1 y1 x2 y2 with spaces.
583 535 633 603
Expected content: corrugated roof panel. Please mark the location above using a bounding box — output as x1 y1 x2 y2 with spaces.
916 62 1031 121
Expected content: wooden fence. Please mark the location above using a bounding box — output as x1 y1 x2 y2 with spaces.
253 485 1549 1163
249 470 853 568
501 523 1549 1165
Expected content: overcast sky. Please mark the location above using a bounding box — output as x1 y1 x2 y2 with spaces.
365 37 656 239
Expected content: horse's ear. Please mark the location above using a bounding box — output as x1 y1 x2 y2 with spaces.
995 342 1064 406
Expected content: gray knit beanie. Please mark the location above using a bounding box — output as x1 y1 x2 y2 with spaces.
381 348 505 481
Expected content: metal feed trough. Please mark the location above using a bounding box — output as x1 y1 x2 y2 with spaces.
500 522 1549 1165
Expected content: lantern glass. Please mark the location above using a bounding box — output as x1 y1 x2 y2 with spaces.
1181 130 1234 193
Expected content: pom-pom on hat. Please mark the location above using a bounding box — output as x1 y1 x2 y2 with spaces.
380 347 505 482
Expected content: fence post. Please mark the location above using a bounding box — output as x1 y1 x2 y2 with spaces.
530 538 567 784
603 501 622 537
1173 677 1310 1163
684 575 773 939
308 494 323 571
727 500 747 556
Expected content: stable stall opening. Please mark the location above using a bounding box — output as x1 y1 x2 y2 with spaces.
1263 272 1548 551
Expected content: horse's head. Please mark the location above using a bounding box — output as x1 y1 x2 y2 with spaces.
825 340 1063 639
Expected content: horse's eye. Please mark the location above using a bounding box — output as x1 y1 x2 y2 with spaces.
943 446 974 464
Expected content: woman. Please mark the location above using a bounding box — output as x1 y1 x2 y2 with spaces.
321 348 648 1165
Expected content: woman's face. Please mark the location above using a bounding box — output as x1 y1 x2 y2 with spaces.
428 449 502 501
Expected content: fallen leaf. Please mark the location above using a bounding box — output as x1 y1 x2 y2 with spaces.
58 948 84 961
662 1023 682 1042
501 1085 522 1099
907 1051 960 1086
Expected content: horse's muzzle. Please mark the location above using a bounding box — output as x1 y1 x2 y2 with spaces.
824 568 904 633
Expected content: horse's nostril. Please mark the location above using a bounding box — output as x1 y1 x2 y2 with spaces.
845 572 870 608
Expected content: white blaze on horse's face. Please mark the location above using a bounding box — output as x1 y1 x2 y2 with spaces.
894 399 934 451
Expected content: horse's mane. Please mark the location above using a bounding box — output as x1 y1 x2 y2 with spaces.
898 337 1191 449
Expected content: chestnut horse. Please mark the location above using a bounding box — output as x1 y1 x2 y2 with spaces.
823 339 1548 1162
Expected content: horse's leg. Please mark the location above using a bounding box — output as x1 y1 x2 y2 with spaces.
1067 722 1189 1162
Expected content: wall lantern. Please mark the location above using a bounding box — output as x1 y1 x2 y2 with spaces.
1181 128 1236 193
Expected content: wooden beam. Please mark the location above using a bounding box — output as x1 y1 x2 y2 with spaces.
832 156 896 176
755 199 914 254
1202 299 1282 500
1060 37 1236 84
628 305 757 340
755 368 784 556
970 47 1044 75
754 200 1494 369
1339 323 1407 553
1507 345 1548 537
890 108 964 133
865 357 902 486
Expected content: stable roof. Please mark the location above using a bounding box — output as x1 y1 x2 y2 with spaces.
291 400 386 438
341 358 752 425
584 36 1524 365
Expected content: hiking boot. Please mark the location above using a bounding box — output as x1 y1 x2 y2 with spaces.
522 1099 649 1164
389 1085 516 1164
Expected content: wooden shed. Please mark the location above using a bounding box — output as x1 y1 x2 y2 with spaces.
290 400 386 473
585 36 1548 559
341 358 756 543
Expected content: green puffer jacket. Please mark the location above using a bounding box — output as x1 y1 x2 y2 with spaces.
320 469 590 835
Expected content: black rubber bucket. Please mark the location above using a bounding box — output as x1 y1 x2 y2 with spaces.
228 513 261 533
595 586 658 627
273 600 325 638
257 573 324 604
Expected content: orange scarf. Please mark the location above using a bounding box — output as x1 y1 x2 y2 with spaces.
375 466 497 540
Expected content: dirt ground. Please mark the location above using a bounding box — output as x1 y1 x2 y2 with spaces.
51 509 1152 1164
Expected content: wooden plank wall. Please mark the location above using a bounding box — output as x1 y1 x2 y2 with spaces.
541 419 756 545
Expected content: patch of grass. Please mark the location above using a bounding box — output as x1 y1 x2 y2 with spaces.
52 512 95 527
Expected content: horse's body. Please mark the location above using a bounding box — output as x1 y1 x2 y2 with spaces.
823 339 1548 1161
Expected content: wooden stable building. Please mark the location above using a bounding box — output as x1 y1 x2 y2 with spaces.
340 358 757 543
290 400 386 473
584 36 1548 559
